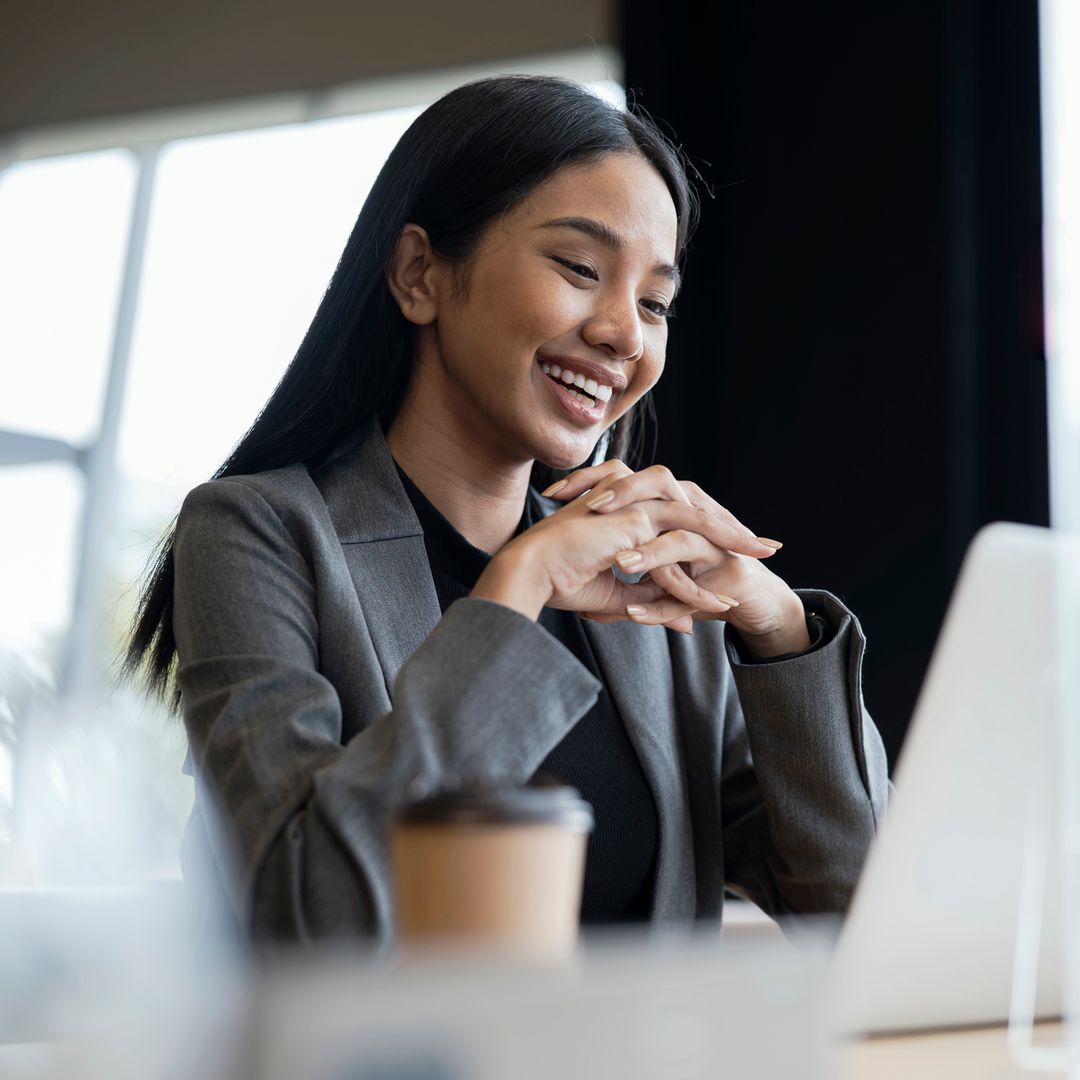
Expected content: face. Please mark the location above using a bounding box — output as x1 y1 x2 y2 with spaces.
391 152 680 471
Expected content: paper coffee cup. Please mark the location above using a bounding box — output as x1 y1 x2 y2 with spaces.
391 783 594 961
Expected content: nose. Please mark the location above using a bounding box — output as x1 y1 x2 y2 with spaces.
581 291 645 362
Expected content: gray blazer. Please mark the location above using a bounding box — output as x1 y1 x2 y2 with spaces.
173 416 890 948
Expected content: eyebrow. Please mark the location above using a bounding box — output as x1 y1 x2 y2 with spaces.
534 216 682 295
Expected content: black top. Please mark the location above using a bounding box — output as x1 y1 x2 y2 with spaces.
393 462 660 925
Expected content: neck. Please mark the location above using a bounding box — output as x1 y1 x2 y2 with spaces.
385 381 533 556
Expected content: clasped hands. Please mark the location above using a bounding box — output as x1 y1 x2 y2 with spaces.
529 460 812 659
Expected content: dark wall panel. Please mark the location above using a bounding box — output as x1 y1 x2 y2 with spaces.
622 1 1047 763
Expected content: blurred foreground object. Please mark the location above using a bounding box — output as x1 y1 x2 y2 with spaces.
0 885 247 1079
251 927 830 1080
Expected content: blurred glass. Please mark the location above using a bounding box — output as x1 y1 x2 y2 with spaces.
0 464 82 846
0 464 81 658
0 149 135 445
117 107 424 519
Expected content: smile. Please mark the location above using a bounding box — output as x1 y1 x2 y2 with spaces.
539 361 614 403
537 359 608 424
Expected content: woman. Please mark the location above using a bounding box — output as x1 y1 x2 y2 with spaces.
124 73 890 947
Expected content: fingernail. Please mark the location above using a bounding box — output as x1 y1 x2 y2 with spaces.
714 593 740 606
626 604 647 616
541 479 568 497
756 537 783 550
586 490 615 510
615 550 643 568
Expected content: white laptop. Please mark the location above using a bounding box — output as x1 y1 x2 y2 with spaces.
827 521 1078 1036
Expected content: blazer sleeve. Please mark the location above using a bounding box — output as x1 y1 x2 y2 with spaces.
717 588 891 916
172 478 602 948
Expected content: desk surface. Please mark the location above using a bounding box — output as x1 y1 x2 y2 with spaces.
839 1022 1066 1079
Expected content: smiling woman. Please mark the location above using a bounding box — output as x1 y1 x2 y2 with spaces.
121 73 890 947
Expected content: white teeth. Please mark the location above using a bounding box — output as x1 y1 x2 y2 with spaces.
540 361 615 404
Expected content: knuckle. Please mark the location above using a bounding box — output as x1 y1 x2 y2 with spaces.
728 554 753 584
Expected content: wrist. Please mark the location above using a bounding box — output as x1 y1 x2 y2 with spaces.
736 593 812 659
470 542 550 622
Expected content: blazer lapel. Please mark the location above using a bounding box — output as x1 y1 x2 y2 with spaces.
312 417 443 699
581 616 696 921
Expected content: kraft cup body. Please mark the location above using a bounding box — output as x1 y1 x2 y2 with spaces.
391 786 594 962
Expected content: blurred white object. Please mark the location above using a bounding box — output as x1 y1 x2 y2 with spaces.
0 885 247 1080
11 690 187 889
0 691 246 1078
829 522 1077 1038
1039 0 1080 1074
251 927 830 1080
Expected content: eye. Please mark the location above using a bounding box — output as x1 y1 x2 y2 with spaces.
551 255 598 281
642 298 676 319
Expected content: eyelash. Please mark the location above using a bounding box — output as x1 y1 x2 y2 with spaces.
551 256 676 319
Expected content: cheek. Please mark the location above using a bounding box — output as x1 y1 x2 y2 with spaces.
611 352 665 426
519 274 585 338
637 343 666 392
475 264 571 347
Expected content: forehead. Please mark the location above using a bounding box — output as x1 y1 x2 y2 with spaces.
497 154 679 260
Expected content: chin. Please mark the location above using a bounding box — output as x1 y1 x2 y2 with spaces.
534 454 586 475
532 435 597 472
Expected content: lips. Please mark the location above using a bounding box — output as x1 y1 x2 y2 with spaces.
536 354 627 396
539 362 606 424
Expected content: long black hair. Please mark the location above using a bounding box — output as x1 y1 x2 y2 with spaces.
121 73 701 713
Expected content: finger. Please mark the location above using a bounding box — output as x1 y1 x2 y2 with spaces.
582 604 696 635
615 532 741 611
578 463 694 513
625 595 697 627
656 501 777 561
635 499 782 559
588 474 781 554
663 612 695 634
647 560 740 614
679 479 765 544
538 457 634 501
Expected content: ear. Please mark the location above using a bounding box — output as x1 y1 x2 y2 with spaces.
386 223 449 327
